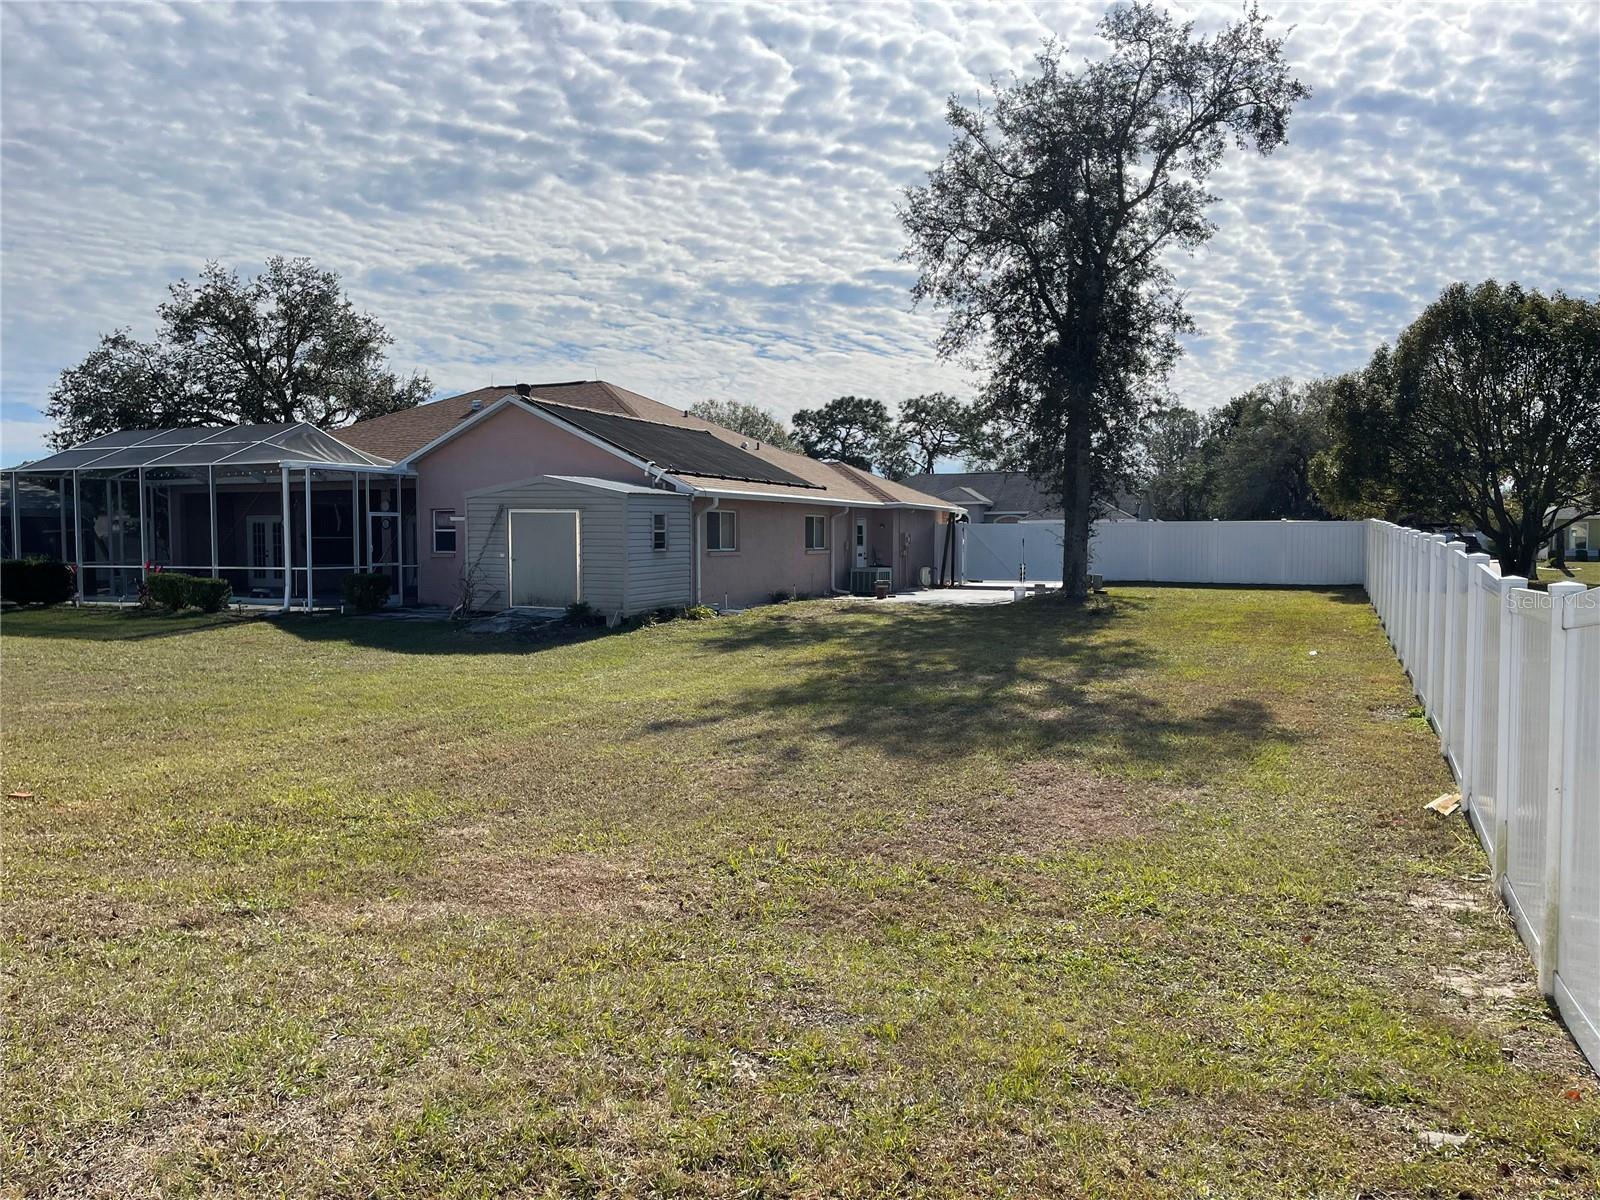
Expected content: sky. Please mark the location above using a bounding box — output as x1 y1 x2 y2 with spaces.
2 0 1596 463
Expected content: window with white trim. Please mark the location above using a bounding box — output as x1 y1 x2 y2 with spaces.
652 512 668 551
706 510 737 552
804 514 827 551
431 508 457 554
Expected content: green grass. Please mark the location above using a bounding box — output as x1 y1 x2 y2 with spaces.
2 590 1595 1198
1538 559 1600 589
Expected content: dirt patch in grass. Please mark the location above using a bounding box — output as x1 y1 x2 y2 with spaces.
855 761 1189 870
299 850 682 929
999 761 1177 847
1383 869 1595 1085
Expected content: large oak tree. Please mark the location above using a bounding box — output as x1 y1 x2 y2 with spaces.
46 257 430 448
901 3 1307 597
1315 281 1600 577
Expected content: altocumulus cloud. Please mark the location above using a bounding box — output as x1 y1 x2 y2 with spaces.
1 1 1596 460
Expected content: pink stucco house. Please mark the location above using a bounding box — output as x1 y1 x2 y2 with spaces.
337 380 962 612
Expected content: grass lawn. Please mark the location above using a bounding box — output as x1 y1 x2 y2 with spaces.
1537 559 1600 589
2 590 1595 1197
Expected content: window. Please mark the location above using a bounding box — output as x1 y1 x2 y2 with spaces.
804 514 827 551
652 512 668 551
431 508 457 554
706 509 737 552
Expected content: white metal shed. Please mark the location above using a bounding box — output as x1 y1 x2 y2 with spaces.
462 475 692 616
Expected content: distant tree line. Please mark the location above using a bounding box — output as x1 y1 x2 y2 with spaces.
1136 280 1599 579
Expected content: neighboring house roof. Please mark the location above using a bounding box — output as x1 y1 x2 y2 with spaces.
340 380 959 511
903 471 1061 520
901 470 1147 520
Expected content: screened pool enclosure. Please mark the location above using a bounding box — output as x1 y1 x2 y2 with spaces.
1 423 418 607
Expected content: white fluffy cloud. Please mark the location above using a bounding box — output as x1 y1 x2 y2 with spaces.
2 0 1596 460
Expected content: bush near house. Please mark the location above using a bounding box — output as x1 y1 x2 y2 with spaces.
340 572 391 613
0 558 74 607
146 572 232 613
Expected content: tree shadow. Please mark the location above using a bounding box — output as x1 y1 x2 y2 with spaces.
653 595 1292 774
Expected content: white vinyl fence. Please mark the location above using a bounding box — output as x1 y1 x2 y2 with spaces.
960 519 1365 585
1365 521 1599 1071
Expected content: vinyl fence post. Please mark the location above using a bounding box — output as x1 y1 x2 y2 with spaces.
1422 534 1445 717
1459 553 1493 804
1439 541 1465 756
1541 582 1585 995
1490 574 1527 882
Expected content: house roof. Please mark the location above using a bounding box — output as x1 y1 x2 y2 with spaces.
469 475 685 497
534 401 819 490
5 422 390 474
335 380 696 461
340 380 960 511
903 471 1061 519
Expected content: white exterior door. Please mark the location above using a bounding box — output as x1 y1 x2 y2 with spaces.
246 517 283 591
508 510 580 607
854 518 868 567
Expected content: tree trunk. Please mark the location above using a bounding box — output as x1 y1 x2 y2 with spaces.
1061 407 1094 600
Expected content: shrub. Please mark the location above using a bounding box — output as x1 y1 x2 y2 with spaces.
187 577 232 613
564 601 603 627
145 572 187 611
768 590 791 605
145 571 232 612
342 572 392 613
681 604 717 620
0 558 75 607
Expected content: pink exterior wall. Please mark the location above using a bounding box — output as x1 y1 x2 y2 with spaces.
415 406 641 605
694 500 947 607
695 499 841 608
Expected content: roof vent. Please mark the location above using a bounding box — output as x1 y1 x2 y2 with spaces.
515 383 532 398
469 397 483 412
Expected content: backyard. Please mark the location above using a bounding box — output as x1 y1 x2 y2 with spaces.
1 589 1595 1197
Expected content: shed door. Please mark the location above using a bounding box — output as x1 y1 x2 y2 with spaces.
508 510 579 607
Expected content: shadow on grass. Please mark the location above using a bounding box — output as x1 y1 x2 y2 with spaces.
6 593 1293 778
663 594 1292 771
0 604 608 657
0 606 255 642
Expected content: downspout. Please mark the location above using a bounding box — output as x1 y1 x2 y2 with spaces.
828 508 850 595
694 495 718 606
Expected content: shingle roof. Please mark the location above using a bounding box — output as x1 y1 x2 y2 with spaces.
902 471 1061 519
534 401 819 489
339 380 960 510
